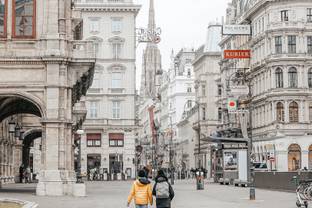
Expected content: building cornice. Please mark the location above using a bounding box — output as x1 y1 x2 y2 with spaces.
75 4 141 14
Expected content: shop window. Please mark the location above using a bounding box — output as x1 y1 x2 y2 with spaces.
288 144 301 171
87 133 101 147
109 133 124 147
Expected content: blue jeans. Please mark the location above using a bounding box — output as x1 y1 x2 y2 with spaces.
136 205 148 208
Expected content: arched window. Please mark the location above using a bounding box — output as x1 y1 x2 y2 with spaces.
275 68 283 88
0 0 7 38
289 101 299 122
13 0 36 38
276 102 284 122
288 67 298 88
308 68 312 88
288 144 301 171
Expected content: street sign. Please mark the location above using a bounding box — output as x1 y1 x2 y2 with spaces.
227 98 238 111
230 85 249 96
224 50 251 59
222 25 251 35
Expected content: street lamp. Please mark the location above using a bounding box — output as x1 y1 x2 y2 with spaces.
76 129 84 183
169 116 174 185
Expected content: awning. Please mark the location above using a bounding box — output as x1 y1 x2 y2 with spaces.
202 135 248 144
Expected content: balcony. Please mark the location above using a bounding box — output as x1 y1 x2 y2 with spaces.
75 0 131 4
71 40 96 61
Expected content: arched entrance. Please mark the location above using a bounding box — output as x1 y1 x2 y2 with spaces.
0 95 43 188
288 144 301 171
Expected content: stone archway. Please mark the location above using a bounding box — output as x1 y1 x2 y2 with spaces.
288 144 301 171
22 129 42 177
0 95 43 186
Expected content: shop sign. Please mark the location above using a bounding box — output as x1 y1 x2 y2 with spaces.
222 25 251 35
224 50 251 59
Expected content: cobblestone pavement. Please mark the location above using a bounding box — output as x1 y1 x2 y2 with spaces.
0 180 297 208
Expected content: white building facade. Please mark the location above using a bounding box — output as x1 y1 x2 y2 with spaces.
220 0 312 172
76 0 140 179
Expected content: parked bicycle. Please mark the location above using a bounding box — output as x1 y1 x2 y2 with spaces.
296 179 312 208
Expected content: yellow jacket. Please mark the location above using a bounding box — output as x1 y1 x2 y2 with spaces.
127 179 153 205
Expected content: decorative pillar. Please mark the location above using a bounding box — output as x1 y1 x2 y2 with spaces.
285 100 289 123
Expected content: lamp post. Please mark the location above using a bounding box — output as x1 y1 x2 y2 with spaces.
76 129 84 183
227 69 255 200
169 116 174 185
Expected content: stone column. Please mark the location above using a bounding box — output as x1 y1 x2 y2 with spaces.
283 67 288 88
271 68 275 89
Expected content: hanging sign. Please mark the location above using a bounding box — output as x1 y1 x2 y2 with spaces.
222 25 251 35
224 50 251 59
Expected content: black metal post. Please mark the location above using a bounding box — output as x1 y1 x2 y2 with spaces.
169 116 174 185
77 135 82 183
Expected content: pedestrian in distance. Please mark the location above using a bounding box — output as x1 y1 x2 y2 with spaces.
152 169 175 208
127 169 153 208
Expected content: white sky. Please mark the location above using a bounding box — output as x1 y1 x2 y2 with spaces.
134 0 230 89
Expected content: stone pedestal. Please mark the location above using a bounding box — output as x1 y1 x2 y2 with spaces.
72 183 86 197
36 170 77 196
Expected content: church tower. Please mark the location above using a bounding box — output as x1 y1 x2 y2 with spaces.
140 0 162 98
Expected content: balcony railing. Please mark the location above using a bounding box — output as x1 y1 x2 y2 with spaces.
75 0 130 3
71 40 96 60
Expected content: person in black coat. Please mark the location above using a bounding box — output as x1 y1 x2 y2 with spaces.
152 169 175 208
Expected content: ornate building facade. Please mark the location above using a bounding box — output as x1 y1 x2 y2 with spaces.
0 0 95 196
219 0 312 172
75 0 140 180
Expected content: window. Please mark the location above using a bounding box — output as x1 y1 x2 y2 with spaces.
288 36 296 53
308 8 312 22
288 144 301 171
218 85 222 96
187 68 191 77
187 85 192 93
275 36 282 54
288 67 298 88
202 85 206 97
0 0 7 37
218 107 222 121
112 42 122 59
89 19 100 33
111 18 122 33
309 103 312 122
281 10 289 22
13 0 36 38
87 133 101 147
202 107 206 120
308 36 312 54
308 69 312 88
109 133 124 147
276 102 284 122
187 100 192 108
112 101 121 119
112 73 122 88
89 101 98 118
275 68 283 88
289 101 299 122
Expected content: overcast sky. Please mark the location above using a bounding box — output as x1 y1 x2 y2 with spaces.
134 0 230 89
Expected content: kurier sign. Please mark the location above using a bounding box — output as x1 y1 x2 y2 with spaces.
224 50 251 59
222 25 251 35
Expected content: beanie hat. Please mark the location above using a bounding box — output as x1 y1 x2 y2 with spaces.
138 170 146 177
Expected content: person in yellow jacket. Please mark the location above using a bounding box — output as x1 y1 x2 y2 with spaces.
127 170 153 208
